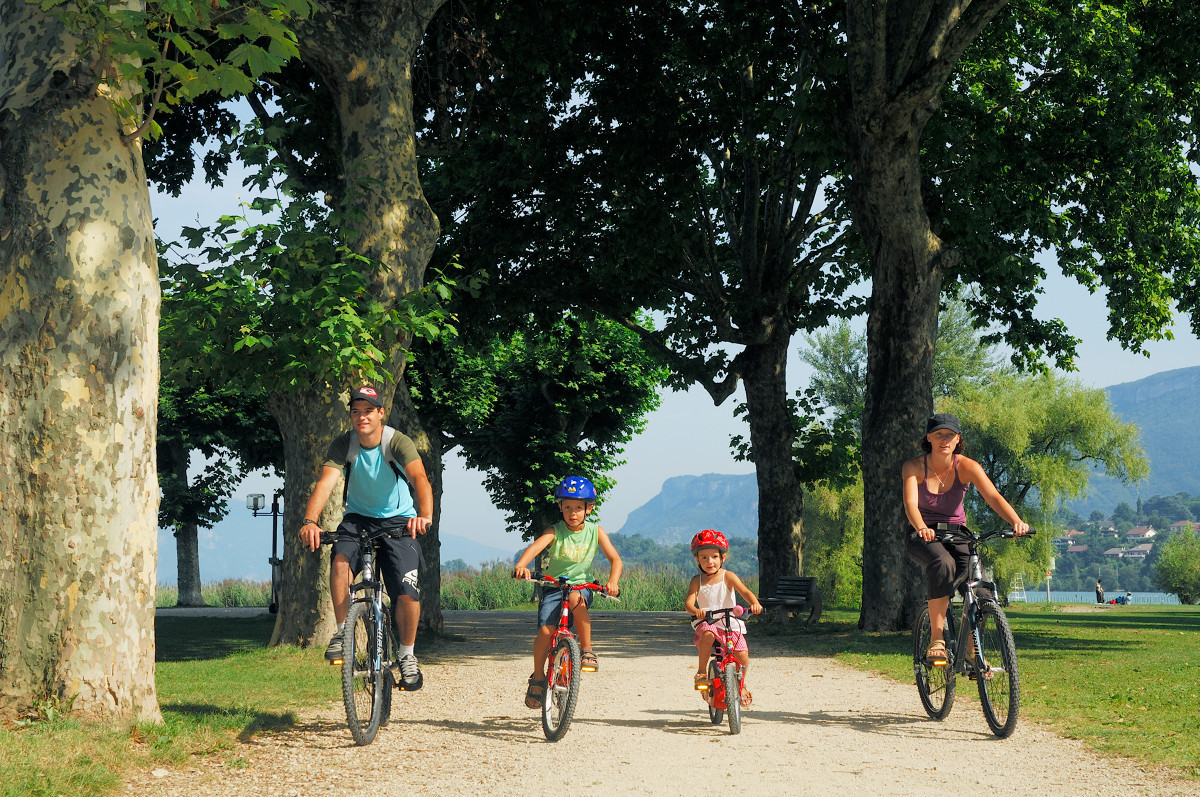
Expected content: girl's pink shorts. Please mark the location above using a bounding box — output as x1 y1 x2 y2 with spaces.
693 621 747 652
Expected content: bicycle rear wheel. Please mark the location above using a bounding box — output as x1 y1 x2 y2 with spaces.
723 662 742 735
342 601 383 745
975 601 1020 738
705 658 723 726
542 636 581 741
914 605 956 720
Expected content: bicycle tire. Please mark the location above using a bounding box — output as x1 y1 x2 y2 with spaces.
342 601 383 745
975 601 1020 738
913 605 955 720
378 614 395 726
542 636 581 741
706 658 723 726
723 662 742 735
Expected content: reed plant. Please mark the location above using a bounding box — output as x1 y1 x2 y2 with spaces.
154 580 270 608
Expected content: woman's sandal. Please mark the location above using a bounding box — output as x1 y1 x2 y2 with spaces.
524 676 546 709
581 650 599 672
925 639 949 665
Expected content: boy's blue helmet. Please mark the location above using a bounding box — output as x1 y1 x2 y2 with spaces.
554 476 597 502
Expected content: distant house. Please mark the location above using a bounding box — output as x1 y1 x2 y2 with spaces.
1125 543 1154 561
1054 529 1085 548
1170 520 1194 532
1067 544 1089 554
1103 547 1125 558
1126 526 1156 540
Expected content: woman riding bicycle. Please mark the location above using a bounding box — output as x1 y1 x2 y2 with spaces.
902 413 1029 664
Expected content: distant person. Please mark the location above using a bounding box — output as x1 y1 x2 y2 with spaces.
512 476 622 708
685 529 762 706
903 413 1030 665
298 385 434 690
1096 579 1105 604
1126 591 1133 604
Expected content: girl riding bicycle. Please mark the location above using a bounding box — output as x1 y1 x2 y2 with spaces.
512 476 622 709
902 413 1029 664
685 529 761 706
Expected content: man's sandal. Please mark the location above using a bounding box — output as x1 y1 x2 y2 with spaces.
581 650 599 672
524 676 546 709
925 639 949 665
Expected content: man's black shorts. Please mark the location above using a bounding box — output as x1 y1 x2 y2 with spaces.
331 513 421 601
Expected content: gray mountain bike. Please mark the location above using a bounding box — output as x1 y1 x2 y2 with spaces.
913 524 1035 739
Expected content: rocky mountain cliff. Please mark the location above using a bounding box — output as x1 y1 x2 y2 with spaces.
615 472 758 544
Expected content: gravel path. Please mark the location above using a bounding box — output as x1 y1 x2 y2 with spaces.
129 610 1198 796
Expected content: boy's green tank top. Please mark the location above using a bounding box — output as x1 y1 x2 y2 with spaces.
546 520 599 584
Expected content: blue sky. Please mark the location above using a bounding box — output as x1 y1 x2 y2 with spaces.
151 178 1200 583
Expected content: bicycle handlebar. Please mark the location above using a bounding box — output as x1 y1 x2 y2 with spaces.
930 526 1036 545
702 605 745 624
516 574 620 601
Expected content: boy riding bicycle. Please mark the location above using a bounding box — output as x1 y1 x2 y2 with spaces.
298 385 434 690
512 476 622 708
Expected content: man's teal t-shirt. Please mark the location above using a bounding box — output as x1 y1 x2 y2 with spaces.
324 430 420 518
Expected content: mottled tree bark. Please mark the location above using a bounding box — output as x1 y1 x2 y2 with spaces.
843 0 1008 631
267 1 447 644
742 332 805 600
0 2 160 720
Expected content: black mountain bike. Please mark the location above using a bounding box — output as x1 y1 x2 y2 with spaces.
913 524 1034 739
320 528 406 745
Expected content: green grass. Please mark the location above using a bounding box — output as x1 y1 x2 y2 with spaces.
0 615 338 797
765 603 1200 778
156 580 272 608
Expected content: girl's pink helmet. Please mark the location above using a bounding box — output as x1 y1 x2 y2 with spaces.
690 529 729 553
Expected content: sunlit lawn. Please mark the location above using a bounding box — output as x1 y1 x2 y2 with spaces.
770 603 1200 778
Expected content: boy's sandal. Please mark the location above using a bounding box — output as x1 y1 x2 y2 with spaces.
925 639 948 664
580 650 599 672
739 688 753 708
524 676 546 709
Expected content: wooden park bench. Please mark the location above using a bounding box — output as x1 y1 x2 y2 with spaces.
761 575 823 625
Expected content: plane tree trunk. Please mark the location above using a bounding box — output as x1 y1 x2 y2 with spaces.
0 0 161 720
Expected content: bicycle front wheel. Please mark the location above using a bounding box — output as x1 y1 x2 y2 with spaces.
342 601 384 745
706 658 723 726
914 605 955 720
975 601 1020 738
378 613 395 726
723 662 742 735
542 636 581 741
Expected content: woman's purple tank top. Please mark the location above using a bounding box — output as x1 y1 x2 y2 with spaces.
917 454 968 525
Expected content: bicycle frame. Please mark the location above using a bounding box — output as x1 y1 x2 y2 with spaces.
541 575 607 665
700 606 745 711
936 526 1008 676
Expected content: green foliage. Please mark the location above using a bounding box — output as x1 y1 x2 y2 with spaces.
157 377 281 534
41 0 313 141
606 533 760 577
410 313 667 536
160 191 463 394
1154 523 1200 604
801 477 865 609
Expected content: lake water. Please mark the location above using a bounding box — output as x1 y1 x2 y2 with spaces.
1007 590 1181 605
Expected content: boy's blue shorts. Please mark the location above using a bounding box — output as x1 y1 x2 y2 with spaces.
537 586 594 629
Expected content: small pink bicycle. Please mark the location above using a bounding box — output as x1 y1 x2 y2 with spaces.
697 605 747 735
533 574 617 741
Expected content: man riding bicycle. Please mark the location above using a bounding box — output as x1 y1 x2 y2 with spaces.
298 385 434 690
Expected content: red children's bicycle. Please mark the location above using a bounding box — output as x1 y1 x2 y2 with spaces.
697 605 747 735
535 575 617 741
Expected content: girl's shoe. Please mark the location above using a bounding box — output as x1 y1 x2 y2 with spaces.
739 687 753 707
694 671 710 691
524 676 546 709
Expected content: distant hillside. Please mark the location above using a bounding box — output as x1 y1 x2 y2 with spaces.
616 473 758 545
1068 366 1200 514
